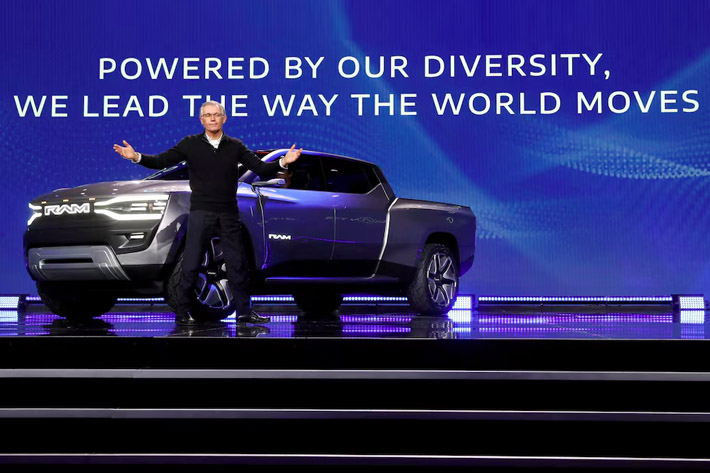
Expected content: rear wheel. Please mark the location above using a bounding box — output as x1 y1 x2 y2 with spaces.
165 238 236 323
406 243 459 315
293 291 343 314
37 282 117 322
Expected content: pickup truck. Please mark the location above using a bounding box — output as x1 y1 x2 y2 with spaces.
24 150 476 322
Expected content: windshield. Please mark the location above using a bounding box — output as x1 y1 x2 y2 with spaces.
144 161 190 181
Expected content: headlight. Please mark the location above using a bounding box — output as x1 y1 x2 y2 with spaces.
94 194 169 221
27 204 42 226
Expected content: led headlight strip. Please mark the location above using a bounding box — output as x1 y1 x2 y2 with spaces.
27 204 42 225
94 194 169 221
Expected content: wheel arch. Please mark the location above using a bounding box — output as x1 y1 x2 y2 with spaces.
424 232 460 269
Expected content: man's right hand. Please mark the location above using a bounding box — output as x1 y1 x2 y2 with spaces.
113 140 139 162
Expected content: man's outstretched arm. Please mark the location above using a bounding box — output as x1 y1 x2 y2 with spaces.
281 144 303 166
239 143 302 175
113 140 186 170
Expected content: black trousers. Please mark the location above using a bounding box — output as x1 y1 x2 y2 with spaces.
177 209 251 315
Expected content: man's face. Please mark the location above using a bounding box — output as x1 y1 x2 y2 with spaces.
200 104 227 135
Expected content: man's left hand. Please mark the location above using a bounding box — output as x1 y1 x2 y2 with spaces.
282 144 302 165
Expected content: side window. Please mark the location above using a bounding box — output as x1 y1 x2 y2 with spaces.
363 165 381 188
282 154 326 191
322 158 376 194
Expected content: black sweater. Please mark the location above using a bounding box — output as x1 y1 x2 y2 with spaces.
138 132 282 212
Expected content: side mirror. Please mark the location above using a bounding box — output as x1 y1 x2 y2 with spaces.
252 178 286 189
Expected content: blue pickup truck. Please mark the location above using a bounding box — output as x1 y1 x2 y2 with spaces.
24 150 476 322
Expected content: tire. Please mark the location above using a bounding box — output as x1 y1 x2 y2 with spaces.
406 243 459 316
293 291 343 314
36 282 117 322
165 238 236 323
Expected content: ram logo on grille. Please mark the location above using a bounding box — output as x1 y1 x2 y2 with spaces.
268 233 292 240
44 203 91 216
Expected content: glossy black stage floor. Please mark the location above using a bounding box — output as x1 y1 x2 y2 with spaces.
1 300 710 471
4 298 709 340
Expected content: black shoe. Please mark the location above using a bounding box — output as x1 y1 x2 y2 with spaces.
237 310 271 324
175 311 198 326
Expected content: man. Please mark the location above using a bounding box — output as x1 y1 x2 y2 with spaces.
113 100 301 325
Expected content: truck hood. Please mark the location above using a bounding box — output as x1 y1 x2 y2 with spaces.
30 180 190 204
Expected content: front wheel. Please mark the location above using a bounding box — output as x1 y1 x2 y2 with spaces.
406 243 459 315
165 238 236 323
37 282 117 322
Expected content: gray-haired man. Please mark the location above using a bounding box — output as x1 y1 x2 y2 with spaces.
114 101 302 324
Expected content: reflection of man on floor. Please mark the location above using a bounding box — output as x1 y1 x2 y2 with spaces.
113 100 302 325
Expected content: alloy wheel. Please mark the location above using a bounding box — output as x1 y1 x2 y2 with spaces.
426 251 457 307
195 238 233 310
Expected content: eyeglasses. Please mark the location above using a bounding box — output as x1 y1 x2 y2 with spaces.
201 113 224 119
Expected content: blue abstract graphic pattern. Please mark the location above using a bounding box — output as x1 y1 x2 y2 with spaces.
1 0 709 295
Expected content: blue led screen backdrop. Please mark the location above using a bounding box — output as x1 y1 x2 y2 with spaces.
1 0 709 295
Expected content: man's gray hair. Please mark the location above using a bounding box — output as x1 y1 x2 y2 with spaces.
200 100 226 117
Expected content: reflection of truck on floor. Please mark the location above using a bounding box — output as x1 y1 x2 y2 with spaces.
24 149 476 322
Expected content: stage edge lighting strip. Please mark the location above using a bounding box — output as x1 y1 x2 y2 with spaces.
0 297 20 310
675 295 706 310
116 298 166 303
452 296 472 310
24 295 442 304
18 294 706 308
478 296 674 303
